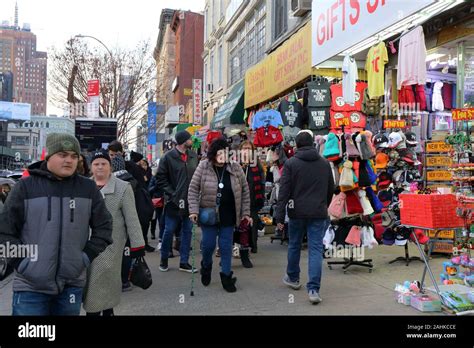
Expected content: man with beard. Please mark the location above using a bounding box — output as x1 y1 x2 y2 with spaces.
156 131 198 273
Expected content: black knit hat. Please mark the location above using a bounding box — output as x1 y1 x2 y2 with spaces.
130 150 144 163
175 130 191 145
91 150 111 165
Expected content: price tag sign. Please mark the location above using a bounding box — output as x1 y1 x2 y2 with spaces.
426 142 452 153
383 120 407 129
452 108 474 121
426 156 453 167
335 116 350 127
427 170 452 181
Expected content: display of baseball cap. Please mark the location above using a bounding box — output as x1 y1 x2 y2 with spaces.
395 130 407 150
382 228 396 246
409 229 429 245
388 132 403 149
392 170 405 184
387 149 401 167
394 227 411 246
378 189 393 205
374 152 389 169
373 133 389 149
377 171 392 189
381 210 397 227
405 131 418 146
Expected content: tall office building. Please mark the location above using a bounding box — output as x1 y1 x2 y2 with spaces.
0 2 47 115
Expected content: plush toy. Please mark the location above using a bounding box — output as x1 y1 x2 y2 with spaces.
410 280 421 293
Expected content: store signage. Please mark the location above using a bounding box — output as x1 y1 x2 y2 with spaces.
311 0 436 67
193 79 203 125
426 142 452 153
245 22 312 109
452 108 474 121
426 170 452 181
432 240 454 254
87 80 100 97
426 156 453 167
383 120 406 129
428 230 455 239
147 102 157 146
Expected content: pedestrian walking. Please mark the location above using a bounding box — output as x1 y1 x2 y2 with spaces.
83 151 145 316
275 130 334 304
108 142 155 253
156 130 198 273
188 138 252 293
237 140 265 267
0 133 113 315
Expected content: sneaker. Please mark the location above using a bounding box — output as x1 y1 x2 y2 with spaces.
159 259 169 272
145 245 156 252
283 274 301 290
179 263 198 273
122 281 133 292
157 242 162 250
308 290 322 304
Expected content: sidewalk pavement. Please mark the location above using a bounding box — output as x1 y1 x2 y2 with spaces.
0 231 449 315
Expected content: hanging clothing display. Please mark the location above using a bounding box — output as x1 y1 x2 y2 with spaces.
432 81 444 112
342 54 358 104
278 99 305 128
307 108 330 133
306 80 331 108
251 109 284 129
397 26 427 90
442 83 453 110
365 41 388 98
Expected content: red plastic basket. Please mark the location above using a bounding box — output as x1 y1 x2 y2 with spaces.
399 194 463 229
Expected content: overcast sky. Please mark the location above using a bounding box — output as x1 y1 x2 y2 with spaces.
0 0 205 114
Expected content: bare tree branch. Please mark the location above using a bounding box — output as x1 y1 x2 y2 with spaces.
48 40 156 146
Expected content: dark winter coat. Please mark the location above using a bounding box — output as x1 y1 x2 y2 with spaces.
0 161 113 295
156 148 198 216
275 146 334 223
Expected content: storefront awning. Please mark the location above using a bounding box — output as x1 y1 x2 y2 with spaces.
210 79 245 130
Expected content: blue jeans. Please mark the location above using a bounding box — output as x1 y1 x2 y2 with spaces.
161 210 193 264
287 218 329 292
200 224 234 275
12 286 83 316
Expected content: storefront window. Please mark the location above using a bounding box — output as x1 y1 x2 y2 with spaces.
463 45 474 107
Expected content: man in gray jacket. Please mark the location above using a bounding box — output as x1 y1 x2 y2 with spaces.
276 130 334 305
0 133 113 316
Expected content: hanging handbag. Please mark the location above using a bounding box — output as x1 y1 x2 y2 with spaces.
130 256 153 290
345 226 362 246
328 192 347 219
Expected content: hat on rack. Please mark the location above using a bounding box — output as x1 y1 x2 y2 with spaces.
374 152 389 170
344 133 360 157
387 149 401 167
377 171 392 189
405 131 418 146
358 189 375 216
373 133 389 149
382 228 396 246
356 133 375 160
394 227 411 246
388 132 403 149
323 133 340 158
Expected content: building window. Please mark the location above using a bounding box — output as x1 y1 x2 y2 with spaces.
204 62 208 99
11 136 29 146
212 0 216 31
273 0 287 41
218 45 223 88
256 16 266 61
210 53 214 90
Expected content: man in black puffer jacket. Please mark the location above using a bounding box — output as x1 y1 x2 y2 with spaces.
275 130 334 305
0 133 113 316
